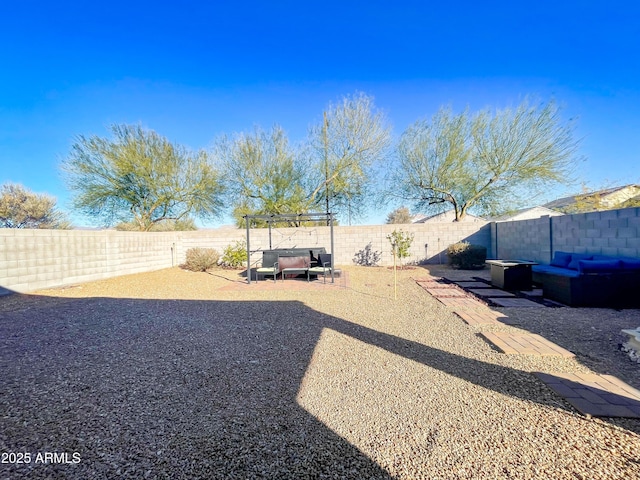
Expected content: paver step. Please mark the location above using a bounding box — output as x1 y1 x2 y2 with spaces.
480 331 575 357
453 309 506 326
535 372 640 418
436 296 487 309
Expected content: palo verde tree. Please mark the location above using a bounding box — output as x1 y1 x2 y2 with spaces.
215 125 309 227
0 182 71 229
307 92 391 224
387 99 580 220
62 124 225 231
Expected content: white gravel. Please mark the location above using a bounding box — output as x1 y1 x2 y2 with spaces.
1 266 639 479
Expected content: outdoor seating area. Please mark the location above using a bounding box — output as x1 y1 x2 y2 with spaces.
531 251 640 307
253 248 341 283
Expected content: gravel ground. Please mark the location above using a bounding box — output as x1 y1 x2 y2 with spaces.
1 265 639 479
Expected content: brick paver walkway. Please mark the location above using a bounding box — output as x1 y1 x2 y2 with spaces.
535 372 640 418
453 309 506 326
423 287 468 297
435 296 487 309
417 275 639 418
480 331 575 357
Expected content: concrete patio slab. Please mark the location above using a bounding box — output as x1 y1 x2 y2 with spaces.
454 281 493 288
490 297 544 307
468 288 516 297
521 289 544 297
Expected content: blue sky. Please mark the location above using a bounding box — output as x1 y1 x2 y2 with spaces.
1 0 639 226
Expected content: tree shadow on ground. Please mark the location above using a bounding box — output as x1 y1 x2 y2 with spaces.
1 294 638 478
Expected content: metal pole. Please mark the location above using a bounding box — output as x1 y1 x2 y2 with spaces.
329 212 335 283
245 216 251 284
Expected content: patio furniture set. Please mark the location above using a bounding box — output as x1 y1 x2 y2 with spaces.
254 248 339 283
487 252 640 308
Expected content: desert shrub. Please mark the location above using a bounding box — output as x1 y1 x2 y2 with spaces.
386 229 414 265
447 242 487 269
182 247 220 272
220 240 248 268
353 242 381 266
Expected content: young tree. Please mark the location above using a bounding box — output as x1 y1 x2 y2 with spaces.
387 100 580 220
62 124 225 231
307 92 391 224
0 183 70 229
387 229 414 266
215 125 309 227
386 206 412 224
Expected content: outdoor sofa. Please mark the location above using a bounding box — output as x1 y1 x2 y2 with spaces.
532 251 640 307
255 248 328 282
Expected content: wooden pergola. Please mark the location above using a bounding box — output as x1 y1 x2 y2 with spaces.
243 213 335 284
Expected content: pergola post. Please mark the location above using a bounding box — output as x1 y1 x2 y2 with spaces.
245 216 251 284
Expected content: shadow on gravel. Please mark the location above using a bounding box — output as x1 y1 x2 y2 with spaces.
1 295 638 478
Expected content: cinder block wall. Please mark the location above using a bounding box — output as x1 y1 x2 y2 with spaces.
494 207 640 263
493 216 553 263
0 229 178 293
0 221 491 293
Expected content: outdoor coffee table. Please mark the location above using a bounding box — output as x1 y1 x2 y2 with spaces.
485 260 538 291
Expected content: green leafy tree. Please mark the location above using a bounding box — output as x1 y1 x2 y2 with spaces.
308 92 391 224
0 183 71 229
386 229 414 266
216 125 309 227
62 124 225 231
386 206 412 224
388 99 580 220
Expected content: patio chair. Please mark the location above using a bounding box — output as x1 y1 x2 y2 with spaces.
308 253 338 283
255 261 280 282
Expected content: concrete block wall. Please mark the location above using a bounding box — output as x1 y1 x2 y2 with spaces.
241 222 490 267
494 207 640 263
493 216 552 263
0 221 491 293
0 230 177 293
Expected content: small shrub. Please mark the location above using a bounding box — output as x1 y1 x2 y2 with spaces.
447 242 487 270
182 247 220 272
386 229 414 265
353 242 381 266
220 240 248 268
